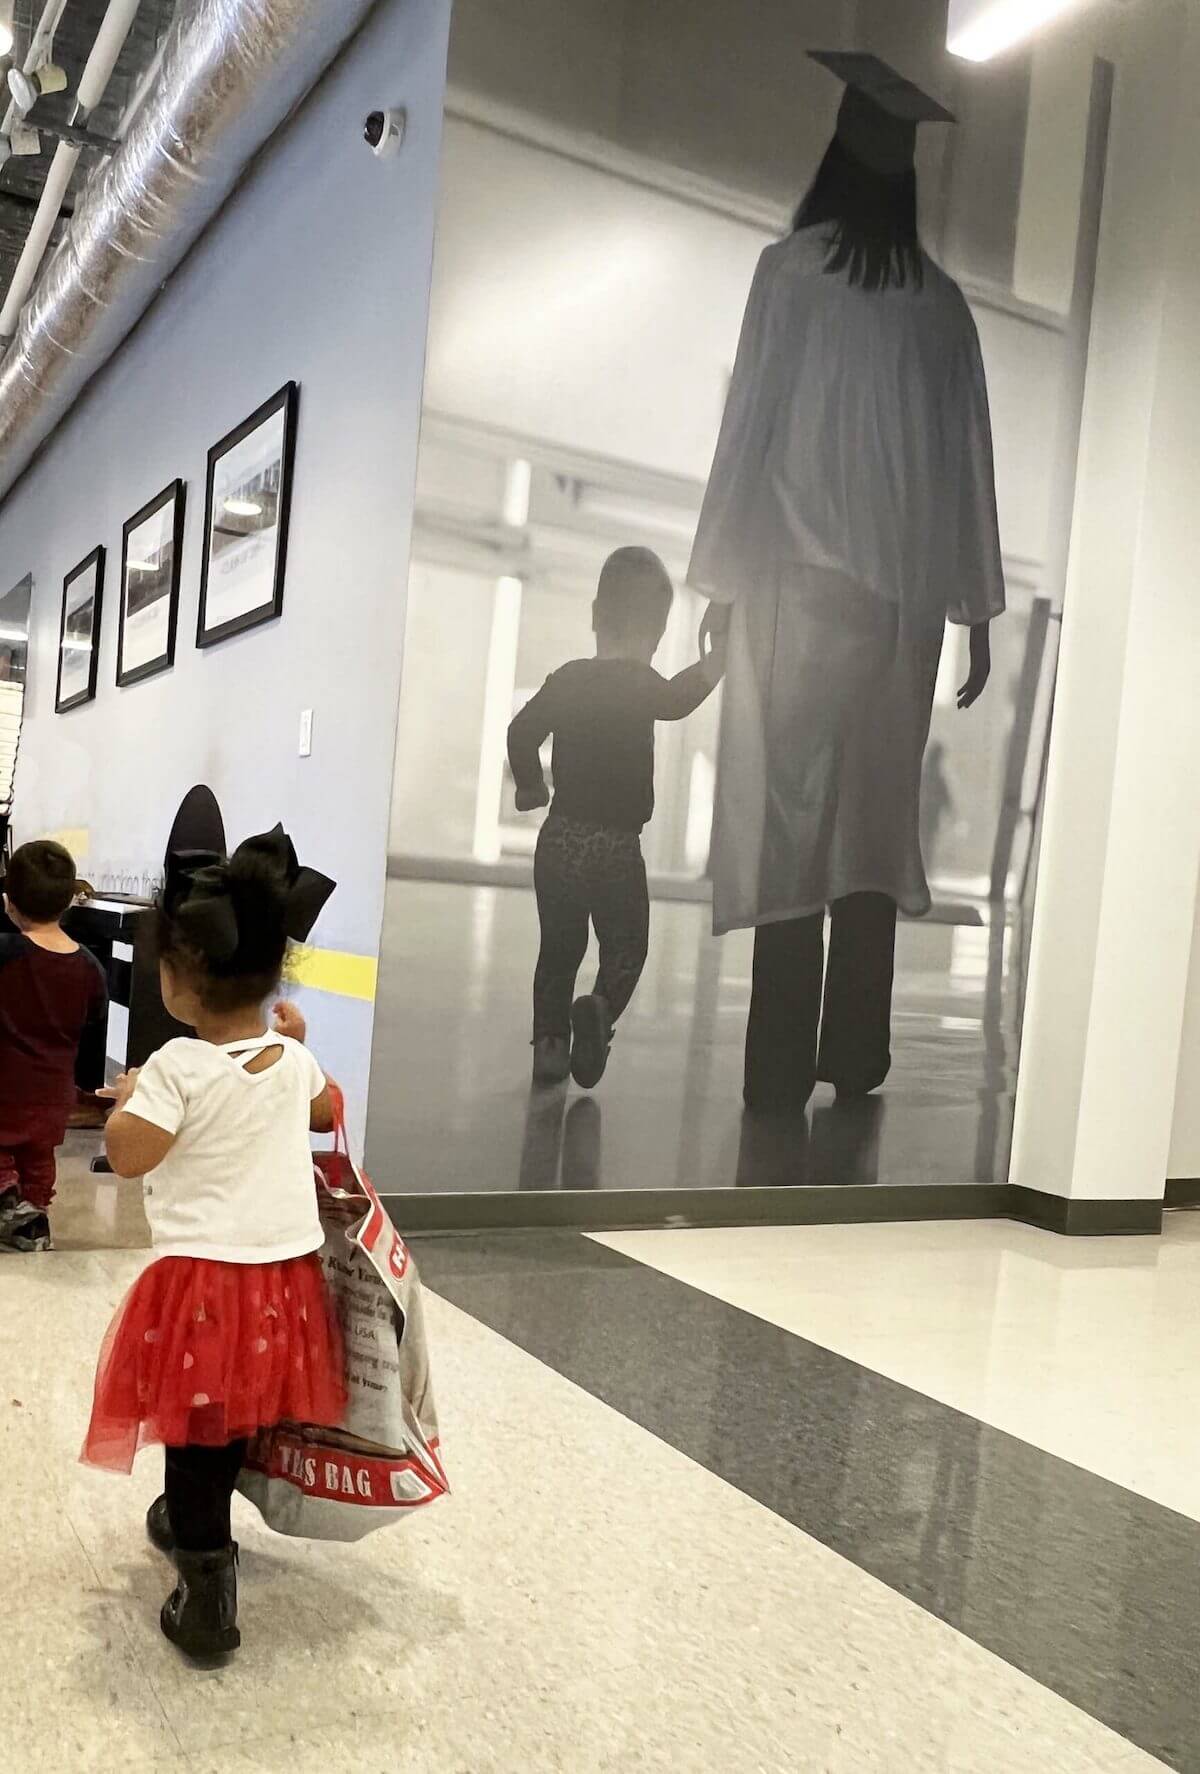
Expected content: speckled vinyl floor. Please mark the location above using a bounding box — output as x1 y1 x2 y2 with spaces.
1 1155 1184 1772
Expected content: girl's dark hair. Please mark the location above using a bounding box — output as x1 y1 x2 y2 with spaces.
793 137 923 293
156 849 289 1014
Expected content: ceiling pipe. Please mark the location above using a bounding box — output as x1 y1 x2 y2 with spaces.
1 0 72 136
0 0 380 500
0 0 143 344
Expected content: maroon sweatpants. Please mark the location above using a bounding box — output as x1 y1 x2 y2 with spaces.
0 1107 66 1212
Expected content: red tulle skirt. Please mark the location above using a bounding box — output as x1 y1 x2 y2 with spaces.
82 1253 348 1473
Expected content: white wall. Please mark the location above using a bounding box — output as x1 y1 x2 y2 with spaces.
1170 893 1200 1180
424 116 1067 572
1012 0 1200 1206
423 119 764 485
0 0 451 1143
388 560 495 857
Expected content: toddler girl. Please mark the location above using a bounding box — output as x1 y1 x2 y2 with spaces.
82 825 346 1662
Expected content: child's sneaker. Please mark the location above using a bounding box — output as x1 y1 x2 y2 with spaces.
570 994 613 1090
4 1206 53 1252
532 1036 571 1085
0 1185 25 1245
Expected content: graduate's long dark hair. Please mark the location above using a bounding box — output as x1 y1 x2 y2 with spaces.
793 137 924 293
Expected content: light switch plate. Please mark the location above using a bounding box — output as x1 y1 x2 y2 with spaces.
299 708 313 757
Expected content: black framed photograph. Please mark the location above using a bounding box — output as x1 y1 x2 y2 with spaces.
56 546 105 713
197 381 299 649
117 480 186 688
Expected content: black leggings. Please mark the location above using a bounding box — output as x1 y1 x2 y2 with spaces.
532 815 649 1041
165 1438 249 1553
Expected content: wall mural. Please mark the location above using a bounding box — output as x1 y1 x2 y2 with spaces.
367 19 1108 1217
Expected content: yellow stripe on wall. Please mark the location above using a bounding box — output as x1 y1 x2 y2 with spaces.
290 946 378 1003
47 827 91 862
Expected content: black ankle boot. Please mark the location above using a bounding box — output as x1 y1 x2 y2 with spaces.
146 1495 174 1557
161 1544 240 1659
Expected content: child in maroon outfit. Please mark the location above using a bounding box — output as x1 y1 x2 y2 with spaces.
0 840 107 1250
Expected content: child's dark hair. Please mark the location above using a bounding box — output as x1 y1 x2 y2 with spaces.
157 848 289 1014
4 839 77 923
594 547 674 648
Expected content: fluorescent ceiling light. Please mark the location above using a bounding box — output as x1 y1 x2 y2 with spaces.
128 559 157 572
948 0 1083 62
0 24 13 58
223 496 263 518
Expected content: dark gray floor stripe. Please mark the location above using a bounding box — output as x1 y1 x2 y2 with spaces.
413 1232 1188 1772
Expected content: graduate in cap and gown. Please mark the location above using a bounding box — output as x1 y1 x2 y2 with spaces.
690 52 1006 1112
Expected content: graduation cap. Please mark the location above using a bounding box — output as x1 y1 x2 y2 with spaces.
809 50 955 176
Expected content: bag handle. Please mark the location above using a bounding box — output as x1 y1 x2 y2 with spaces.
321 1082 394 1259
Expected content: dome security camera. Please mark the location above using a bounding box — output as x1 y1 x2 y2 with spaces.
364 108 406 159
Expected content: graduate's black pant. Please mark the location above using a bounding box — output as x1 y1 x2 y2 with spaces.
744 892 898 1111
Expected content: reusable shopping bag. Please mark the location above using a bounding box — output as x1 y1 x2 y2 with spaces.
238 1095 447 1541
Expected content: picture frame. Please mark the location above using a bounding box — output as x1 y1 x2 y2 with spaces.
56 546 105 713
197 381 299 649
117 480 186 689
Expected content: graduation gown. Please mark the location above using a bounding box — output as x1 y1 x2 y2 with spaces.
689 228 1006 935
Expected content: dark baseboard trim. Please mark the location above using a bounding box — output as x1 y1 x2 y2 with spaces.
1165 1177 1200 1210
381 1183 1010 1235
381 1181 1163 1238
1005 1186 1162 1237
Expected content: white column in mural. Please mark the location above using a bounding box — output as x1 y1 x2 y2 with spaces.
472 574 524 865
472 457 532 864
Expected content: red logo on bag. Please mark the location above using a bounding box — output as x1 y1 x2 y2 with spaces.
257 1432 448 1508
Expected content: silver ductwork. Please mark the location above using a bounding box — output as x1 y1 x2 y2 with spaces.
0 0 381 501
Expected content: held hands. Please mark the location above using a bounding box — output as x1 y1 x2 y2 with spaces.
514 784 551 813
273 1000 308 1044
957 621 992 710
699 602 732 681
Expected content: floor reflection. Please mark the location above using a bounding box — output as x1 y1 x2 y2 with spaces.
367 880 1019 1195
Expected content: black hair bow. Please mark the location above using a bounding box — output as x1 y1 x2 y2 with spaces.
163 824 336 964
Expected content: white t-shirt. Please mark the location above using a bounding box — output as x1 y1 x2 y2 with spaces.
125 1033 327 1264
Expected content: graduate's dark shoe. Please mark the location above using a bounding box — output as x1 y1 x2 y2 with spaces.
570 994 612 1090
532 1036 571 1085
161 1544 240 1660
146 1495 175 1558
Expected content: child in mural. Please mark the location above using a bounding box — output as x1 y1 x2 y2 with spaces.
82 825 343 1662
0 840 108 1251
507 546 725 1090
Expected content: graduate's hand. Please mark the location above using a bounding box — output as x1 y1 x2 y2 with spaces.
699 602 732 661
514 784 551 813
958 621 991 709
702 632 729 683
